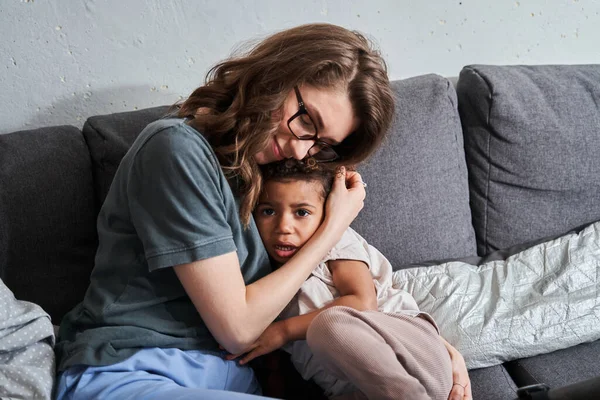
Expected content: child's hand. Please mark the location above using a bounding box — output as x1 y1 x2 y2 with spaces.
224 320 289 365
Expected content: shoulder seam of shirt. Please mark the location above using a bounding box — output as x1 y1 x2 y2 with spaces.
132 119 217 165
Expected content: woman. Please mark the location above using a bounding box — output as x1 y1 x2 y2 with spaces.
55 23 471 399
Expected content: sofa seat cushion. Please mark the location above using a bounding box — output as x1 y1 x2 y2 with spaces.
352 75 477 267
469 365 518 400
0 126 98 323
509 339 600 389
457 64 600 255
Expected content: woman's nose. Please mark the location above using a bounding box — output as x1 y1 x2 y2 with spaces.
289 138 315 160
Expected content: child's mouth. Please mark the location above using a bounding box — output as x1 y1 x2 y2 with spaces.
273 244 298 259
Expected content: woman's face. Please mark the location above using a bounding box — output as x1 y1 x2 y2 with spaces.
254 85 359 165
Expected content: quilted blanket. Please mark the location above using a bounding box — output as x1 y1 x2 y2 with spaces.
392 221 600 369
0 279 55 399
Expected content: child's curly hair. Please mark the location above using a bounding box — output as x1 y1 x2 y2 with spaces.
260 159 337 199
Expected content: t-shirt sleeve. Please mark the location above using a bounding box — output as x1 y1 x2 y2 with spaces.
321 228 371 267
311 228 372 283
126 127 237 271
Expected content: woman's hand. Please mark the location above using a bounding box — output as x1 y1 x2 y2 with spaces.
324 167 366 235
224 320 289 365
440 336 472 400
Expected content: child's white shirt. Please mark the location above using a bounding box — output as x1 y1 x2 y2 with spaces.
279 227 438 397
280 227 435 324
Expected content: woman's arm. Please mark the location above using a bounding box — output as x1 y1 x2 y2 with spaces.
225 258 377 363
175 169 366 355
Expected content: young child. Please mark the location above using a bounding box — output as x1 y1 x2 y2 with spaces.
236 159 454 399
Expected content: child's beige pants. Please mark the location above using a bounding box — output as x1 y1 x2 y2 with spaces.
306 306 453 400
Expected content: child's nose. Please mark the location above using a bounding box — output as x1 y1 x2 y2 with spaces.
276 215 294 233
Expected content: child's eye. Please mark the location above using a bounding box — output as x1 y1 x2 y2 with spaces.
296 209 310 217
261 208 275 216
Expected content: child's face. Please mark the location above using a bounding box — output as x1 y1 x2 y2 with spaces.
254 179 325 265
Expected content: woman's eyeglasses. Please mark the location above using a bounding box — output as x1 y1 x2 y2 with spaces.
286 86 339 162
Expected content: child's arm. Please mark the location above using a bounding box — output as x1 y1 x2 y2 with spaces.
229 259 377 364
284 259 377 341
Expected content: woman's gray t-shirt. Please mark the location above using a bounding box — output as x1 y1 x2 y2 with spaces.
55 118 271 371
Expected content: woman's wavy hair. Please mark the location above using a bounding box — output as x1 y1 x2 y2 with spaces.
176 23 394 226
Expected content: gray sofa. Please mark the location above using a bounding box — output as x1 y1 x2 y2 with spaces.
1 64 599 399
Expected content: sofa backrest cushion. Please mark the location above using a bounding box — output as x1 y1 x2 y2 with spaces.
457 64 600 255
83 106 170 211
351 75 477 267
0 126 98 323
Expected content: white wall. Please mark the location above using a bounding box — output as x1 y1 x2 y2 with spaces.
1 0 599 134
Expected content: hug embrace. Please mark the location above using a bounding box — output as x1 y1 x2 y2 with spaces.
54 23 471 400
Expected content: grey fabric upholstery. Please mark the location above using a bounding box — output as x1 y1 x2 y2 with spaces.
515 339 600 389
469 365 518 400
83 105 170 210
457 64 600 255
0 126 98 323
352 75 477 267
